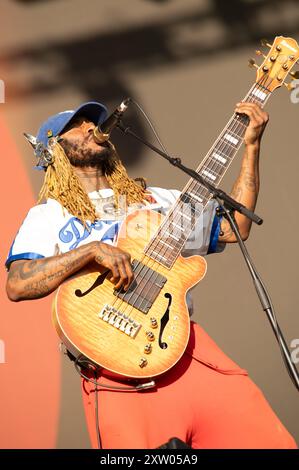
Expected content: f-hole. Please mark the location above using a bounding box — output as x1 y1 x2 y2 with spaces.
158 293 172 349
75 270 109 297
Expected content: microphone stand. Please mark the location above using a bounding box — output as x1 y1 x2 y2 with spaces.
117 121 299 391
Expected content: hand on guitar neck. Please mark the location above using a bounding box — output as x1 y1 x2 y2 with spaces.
235 101 269 147
219 102 269 243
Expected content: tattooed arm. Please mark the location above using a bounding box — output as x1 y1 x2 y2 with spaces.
219 102 269 243
6 241 134 302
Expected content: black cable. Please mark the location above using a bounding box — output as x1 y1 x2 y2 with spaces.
129 98 170 155
74 356 155 391
71 355 156 449
73 354 156 392
93 368 102 450
76 357 130 451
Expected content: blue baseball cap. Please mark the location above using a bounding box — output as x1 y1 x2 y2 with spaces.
36 101 108 147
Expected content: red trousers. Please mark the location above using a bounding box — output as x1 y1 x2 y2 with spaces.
81 321 297 449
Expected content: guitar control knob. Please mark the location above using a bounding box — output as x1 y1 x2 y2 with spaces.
144 344 152 354
146 331 155 341
150 317 158 329
139 358 148 368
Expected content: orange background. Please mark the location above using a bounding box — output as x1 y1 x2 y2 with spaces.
0 114 60 448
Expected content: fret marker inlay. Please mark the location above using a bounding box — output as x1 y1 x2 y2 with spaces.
202 170 216 181
189 193 203 203
151 251 168 262
159 240 173 249
224 133 239 145
171 222 182 230
212 152 227 164
168 233 180 241
252 88 267 101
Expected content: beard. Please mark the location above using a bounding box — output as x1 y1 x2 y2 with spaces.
59 137 116 171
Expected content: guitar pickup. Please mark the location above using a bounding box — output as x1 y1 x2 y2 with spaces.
113 259 167 314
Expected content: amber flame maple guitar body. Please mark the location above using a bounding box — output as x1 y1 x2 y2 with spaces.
53 209 207 379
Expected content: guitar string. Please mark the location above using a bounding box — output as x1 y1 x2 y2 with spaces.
105 75 272 329
106 76 272 326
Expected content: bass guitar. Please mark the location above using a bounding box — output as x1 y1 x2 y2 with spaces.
53 36 299 379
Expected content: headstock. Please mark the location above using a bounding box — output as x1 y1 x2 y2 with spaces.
248 36 299 92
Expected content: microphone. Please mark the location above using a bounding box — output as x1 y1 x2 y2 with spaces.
93 98 131 143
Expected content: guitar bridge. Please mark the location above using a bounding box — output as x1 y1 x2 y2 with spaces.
98 304 141 338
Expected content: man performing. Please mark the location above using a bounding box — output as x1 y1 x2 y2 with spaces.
5 100 297 449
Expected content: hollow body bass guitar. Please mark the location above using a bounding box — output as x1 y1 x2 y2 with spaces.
53 37 299 379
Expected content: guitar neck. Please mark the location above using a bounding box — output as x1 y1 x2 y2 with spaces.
144 82 272 268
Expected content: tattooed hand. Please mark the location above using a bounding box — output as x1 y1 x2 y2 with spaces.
219 103 269 243
94 243 134 291
235 102 269 147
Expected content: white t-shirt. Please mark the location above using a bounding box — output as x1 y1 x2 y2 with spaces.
6 187 225 315
6 187 224 270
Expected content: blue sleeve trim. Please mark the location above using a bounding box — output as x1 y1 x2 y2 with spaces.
207 212 222 254
5 252 45 270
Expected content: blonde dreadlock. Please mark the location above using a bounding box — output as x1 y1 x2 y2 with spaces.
37 141 148 228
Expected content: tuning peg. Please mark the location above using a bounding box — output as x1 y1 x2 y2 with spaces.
284 82 295 91
290 70 299 79
255 50 266 58
248 58 258 69
261 38 271 48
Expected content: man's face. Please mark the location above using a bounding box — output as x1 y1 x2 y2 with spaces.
59 115 112 168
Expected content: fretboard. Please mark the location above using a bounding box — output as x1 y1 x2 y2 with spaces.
144 82 271 268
